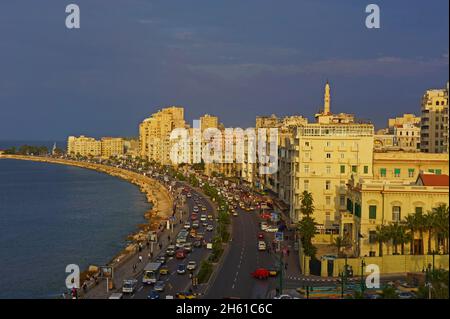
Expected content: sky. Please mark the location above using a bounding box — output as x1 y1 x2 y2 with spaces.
0 0 448 140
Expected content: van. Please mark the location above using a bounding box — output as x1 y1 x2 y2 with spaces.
142 262 162 284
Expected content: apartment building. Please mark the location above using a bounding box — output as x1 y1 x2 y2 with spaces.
67 135 101 157
101 137 124 158
139 106 187 165
420 83 449 153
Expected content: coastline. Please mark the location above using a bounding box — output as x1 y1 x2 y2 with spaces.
0 154 173 282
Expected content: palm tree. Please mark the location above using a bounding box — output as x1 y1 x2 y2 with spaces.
374 225 389 257
424 211 437 254
388 223 409 255
413 210 426 255
403 215 417 255
299 191 314 218
431 205 449 254
331 236 349 257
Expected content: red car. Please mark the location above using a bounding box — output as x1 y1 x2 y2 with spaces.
176 249 186 259
258 233 265 240
251 268 270 280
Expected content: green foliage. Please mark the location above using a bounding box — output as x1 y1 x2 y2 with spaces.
197 260 213 284
380 286 399 299
3 145 48 156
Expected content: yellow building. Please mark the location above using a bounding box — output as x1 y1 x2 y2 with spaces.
101 137 124 158
388 114 421 128
139 106 187 165
346 173 449 257
200 114 219 131
67 136 101 157
373 151 449 182
420 82 449 153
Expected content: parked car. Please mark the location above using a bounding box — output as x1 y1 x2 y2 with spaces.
206 224 214 232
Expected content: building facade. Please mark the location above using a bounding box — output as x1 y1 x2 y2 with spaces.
420 83 449 153
67 136 102 157
101 137 124 158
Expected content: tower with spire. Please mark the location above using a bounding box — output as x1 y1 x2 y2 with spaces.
315 80 355 124
324 80 331 115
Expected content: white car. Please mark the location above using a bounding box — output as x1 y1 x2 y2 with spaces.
260 222 268 231
206 224 214 232
187 261 197 271
200 215 207 221
265 226 278 233
258 241 267 251
193 206 199 213
122 279 138 294
108 293 123 299
184 222 191 230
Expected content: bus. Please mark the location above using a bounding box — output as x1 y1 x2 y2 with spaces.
142 262 162 284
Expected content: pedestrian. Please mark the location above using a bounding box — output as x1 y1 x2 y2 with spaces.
146 240 150 249
285 262 288 270
133 264 137 272
168 235 171 242
287 248 290 257
138 255 143 263
159 243 162 250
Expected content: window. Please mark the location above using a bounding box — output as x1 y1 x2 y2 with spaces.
340 165 345 174
305 152 310 159
355 203 361 218
304 165 309 174
369 205 377 219
352 165 357 173
347 198 353 213
415 207 423 214
340 195 345 207
408 168 415 178
304 180 309 191
364 166 369 174
305 141 310 147
326 196 331 205
326 153 331 159
326 141 331 147
392 206 401 222
325 180 331 190
394 168 401 177
340 153 345 159
326 165 331 175
380 168 387 177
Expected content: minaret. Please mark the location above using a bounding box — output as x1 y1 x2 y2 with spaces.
324 81 331 114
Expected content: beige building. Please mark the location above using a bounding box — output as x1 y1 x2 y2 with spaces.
123 138 140 158
139 106 187 165
67 136 101 157
346 173 449 257
420 83 449 153
200 114 219 131
101 137 124 158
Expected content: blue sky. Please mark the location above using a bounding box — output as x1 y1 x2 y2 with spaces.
0 0 448 140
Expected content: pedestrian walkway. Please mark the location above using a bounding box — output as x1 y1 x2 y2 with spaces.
81 202 189 299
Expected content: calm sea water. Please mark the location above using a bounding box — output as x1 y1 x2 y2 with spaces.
0 159 149 299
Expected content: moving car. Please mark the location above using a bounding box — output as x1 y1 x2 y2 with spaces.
192 221 200 229
251 268 270 280
175 291 197 299
184 222 191 230
122 279 138 294
183 242 193 253
232 211 238 217
165 245 176 257
148 290 160 299
260 222 268 231
200 214 207 221
206 224 214 232
265 226 278 233
154 281 166 292
258 233 264 240
187 261 197 271
258 241 267 251
193 240 202 248
142 262 162 284
177 264 187 274
159 266 169 275
156 256 166 264
176 249 186 259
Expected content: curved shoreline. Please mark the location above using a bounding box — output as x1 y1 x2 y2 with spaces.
0 155 173 274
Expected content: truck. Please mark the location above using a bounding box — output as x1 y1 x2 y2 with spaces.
142 262 162 285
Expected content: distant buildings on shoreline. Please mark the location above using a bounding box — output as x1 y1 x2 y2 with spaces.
65 81 449 258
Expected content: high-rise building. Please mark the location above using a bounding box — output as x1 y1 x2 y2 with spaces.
139 106 187 165
200 114 219 131
420 83 449 153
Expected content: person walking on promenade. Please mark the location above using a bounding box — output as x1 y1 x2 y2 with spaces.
159 243 162 250
133 264 137 273
138 255 143 263
146 240 150 249
168 235 171 242
285 262 288 271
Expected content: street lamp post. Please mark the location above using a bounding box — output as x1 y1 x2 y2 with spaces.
360 259 366 296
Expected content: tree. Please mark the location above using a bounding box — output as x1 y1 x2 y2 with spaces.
380 286 398 299
298 216 318 258
432 205 449 254
331 236 349 257
403 215 417 255
374 225 389 257
388 223 408 255
413 210 426 255
299 191 314 218
424 211 437 254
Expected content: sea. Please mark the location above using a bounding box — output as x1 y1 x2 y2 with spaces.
0 156 150 299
